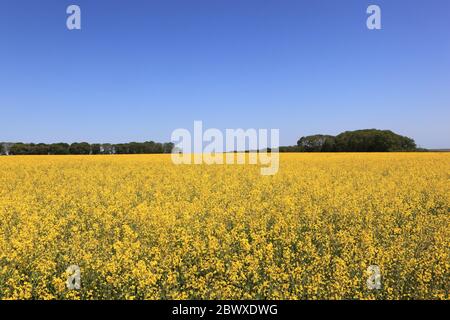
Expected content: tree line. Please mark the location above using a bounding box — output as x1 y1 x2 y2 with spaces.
0 129 422 155
288 129 419 152
0 141 174 155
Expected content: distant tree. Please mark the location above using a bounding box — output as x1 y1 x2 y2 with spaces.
128 142 143 154
144 141 163 153
154 142 164 153
34 143 50 154
292 129 417 153
142 141 154 153
91 144 101 155
69 142 91 154
163 142 175 153
335 129 416 152
49 143 70 155
321 137 336 152
111 141 166 154
10 143 28 155
297 135 336 152
114 143 129 154
1 140 177 155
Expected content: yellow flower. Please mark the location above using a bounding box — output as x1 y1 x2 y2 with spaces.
0 153 448 299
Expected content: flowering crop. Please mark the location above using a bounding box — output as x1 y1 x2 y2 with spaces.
0 153 448 299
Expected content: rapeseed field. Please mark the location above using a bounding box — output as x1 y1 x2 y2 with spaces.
0 153 448 299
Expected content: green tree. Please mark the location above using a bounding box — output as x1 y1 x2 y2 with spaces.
10 143 29 155
297 135 336 152
49 143 70 155
163 142 175 153
91 144 101 155
35 143 50 154
114 143 129 154
69 142 91 154
335 129 416 152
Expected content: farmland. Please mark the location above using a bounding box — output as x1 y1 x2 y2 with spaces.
0 153 448 299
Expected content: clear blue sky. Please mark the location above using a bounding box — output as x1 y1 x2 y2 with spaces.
1 0 449 148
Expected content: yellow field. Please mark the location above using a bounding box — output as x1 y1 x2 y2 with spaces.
0 153 448 300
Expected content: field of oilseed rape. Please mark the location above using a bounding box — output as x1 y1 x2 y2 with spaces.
0 153 448 300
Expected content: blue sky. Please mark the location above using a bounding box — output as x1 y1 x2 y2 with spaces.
1 0 449 148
